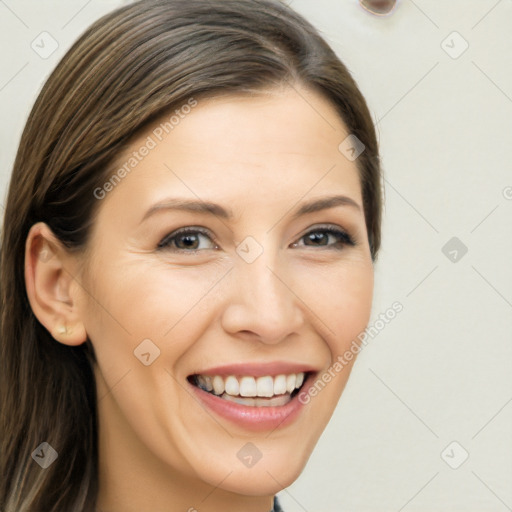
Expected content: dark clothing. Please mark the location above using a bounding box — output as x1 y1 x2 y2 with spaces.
271 495 284 512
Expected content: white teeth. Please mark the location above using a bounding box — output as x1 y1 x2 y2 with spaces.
256 376 274 397
224 375 239 395
194 372 307 399
203 376 213 392
221 393 292 407
239 376 257 397
286 374 296 393
212 375 225 395
273 374 287 395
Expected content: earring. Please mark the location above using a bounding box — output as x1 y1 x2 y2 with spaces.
56 325 72 335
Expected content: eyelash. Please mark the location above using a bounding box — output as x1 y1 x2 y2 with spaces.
157 225 356 253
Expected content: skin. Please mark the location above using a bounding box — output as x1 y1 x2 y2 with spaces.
24 85 374 512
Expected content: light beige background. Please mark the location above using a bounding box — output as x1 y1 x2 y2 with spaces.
1 1 511 511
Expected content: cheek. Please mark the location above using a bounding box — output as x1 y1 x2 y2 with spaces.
287 258 373 413
81 259 228 397
85 258 223 341
308 259 374 355
83 261 228 470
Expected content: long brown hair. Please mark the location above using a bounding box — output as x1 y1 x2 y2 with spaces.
0 1 382 510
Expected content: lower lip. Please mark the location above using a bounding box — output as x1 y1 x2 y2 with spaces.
189 374 314 432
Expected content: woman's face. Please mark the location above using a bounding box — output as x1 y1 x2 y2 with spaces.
76 86 374 503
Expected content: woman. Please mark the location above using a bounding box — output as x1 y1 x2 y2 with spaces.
0 0 382 510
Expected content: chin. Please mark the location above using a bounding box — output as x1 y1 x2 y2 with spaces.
194 445 312 496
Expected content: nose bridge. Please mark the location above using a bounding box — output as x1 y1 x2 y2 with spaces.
226 238 303 342
246 251 285 305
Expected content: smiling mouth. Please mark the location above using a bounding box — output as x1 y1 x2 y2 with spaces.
187 372 311 407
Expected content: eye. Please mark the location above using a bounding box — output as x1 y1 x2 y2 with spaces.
291 225 356 250
157 225 356 253
157 227 218 252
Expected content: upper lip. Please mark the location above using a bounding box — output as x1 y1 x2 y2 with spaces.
189 361 319 378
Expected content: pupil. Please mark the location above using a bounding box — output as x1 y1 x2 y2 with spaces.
308 232 326 245
179 234 198 249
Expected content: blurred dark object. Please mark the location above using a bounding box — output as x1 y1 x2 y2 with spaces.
359 0 398 16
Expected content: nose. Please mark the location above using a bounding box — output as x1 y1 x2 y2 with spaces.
220 248 305 344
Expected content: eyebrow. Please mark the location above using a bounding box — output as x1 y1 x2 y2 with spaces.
140 194 361 224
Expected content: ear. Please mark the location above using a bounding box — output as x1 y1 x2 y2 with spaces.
24 222 87 346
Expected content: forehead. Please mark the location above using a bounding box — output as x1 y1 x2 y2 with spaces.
97 86 363 222
154 87 350 157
